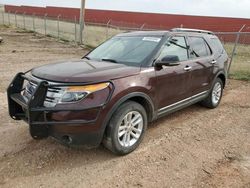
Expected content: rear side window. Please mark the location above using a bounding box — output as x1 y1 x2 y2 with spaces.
189 37 212 58
209 37 225 54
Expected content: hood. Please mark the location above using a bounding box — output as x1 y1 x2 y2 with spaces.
31 59 140 83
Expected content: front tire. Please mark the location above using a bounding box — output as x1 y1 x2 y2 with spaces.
201 78 223 109
103 101 148 155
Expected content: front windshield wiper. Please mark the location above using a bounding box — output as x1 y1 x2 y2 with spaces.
101 58 118 63
83 56 91 60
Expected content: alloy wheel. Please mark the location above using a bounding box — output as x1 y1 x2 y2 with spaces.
117 111 144 147
212 82 222 105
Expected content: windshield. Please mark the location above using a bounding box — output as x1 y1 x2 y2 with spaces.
87 36 162 66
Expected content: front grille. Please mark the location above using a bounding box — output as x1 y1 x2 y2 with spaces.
23 81 37 101
23 77 64 108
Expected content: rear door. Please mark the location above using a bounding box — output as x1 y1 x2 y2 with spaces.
186 36 215 94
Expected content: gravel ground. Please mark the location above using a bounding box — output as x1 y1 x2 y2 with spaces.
0 27 250 188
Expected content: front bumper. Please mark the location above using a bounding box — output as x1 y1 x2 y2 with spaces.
7 72 114 147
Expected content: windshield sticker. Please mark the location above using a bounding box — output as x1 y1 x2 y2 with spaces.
142 37 161 43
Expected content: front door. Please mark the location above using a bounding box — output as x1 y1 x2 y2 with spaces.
155 36 193 112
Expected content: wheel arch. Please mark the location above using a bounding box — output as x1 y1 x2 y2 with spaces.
101 92 155 137
126 95 155 122
216 72 226 88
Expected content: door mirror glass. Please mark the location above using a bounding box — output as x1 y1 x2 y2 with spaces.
162 55 179 63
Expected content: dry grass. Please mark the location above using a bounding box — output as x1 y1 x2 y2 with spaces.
0 11 125 47
83 25 123 47
224 43 250 81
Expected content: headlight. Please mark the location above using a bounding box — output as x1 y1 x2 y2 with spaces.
60 92 88 103
60 82 110 103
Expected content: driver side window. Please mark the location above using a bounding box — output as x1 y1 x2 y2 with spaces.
158 36 188 62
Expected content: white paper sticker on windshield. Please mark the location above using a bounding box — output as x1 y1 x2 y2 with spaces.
142 37 161 43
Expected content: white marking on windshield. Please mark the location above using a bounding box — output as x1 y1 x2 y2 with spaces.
142 37 161 43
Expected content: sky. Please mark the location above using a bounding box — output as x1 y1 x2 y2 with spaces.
1 0 250 19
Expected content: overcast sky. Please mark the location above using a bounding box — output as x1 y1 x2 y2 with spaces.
1 0 250 19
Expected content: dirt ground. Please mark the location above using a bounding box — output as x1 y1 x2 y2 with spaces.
0 27 250 188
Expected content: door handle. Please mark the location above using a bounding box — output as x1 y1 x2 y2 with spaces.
184 66 192 71
211 60 217 65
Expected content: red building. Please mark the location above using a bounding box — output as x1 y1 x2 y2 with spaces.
4 5 250 32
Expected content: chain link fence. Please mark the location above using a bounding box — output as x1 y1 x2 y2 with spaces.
0 8 128 47
0 7 250 80
215 32 250 80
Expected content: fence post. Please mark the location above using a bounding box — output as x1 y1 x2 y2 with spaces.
140 23 145 30
23 12 26 29
74 16 77 43
32 13 35 31
44 14 48 35
15 11 17 27
228 24 246 75
2 11 4 25
8 11 10 26
106 19 111 39
57 14 60 40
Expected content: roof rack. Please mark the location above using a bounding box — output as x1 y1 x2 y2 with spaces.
170 28 214 35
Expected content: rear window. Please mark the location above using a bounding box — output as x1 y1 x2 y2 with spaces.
189 37 212 58
209 37 225 54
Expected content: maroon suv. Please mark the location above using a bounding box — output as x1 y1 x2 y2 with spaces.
7 28 228 155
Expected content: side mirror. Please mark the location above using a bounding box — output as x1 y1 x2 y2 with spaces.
155 55 180 67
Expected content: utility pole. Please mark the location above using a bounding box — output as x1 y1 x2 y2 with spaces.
79 0 86 44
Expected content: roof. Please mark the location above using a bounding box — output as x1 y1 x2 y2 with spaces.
117 31 169 37
116 28 214 37
170 28 215 35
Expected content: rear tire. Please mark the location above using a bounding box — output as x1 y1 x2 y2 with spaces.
201 78 223 109
103 101 147 155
